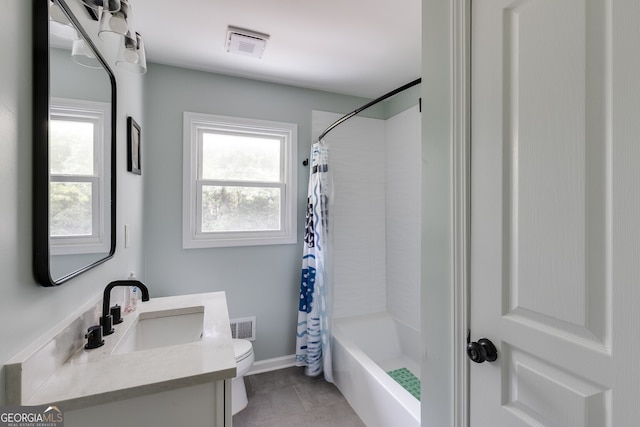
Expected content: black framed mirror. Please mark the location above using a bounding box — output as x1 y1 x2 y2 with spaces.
34 0 117 286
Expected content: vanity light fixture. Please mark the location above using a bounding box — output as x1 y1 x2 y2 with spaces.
98 0 131 40
71 38 102 68
80 0 121 13
49 0 79 40
226 26 270 59
50 0 147 74
116 32 147 74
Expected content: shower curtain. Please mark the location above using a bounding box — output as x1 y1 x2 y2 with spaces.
295 140 333 382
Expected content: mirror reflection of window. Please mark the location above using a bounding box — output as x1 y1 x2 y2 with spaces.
49 98 110 255
50 118 95 237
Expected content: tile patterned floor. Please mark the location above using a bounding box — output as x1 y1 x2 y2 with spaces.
232 367 365 427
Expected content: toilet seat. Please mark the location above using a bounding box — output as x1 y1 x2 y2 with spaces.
233 339 254 363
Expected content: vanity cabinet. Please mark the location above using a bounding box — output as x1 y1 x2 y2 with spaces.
65 380 232 427
5 292 236 427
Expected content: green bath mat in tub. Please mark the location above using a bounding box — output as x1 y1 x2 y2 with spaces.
387 368 421 401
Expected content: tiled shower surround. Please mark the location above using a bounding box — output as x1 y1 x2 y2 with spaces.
312 106 421 330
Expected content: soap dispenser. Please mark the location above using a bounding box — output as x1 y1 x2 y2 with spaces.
124 272 138 313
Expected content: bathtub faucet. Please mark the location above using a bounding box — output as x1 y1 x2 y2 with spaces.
100 280 150 336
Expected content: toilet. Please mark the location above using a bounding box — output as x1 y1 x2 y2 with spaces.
231 339 255 415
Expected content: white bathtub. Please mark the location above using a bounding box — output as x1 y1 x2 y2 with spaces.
332 312 421 427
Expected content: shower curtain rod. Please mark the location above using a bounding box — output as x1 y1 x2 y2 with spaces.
317 77 422 142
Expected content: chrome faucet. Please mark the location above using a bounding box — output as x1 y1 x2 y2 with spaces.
100 280 150 336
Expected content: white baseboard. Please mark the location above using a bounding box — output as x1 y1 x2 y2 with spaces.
247 354 296 376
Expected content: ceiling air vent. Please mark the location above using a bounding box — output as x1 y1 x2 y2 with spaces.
226 26 270 59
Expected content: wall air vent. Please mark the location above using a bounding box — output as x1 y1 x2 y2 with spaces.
230 316 256 341
226 26 270 59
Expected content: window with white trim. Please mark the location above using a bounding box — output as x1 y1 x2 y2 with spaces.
183 112 297 248
49 98 111 255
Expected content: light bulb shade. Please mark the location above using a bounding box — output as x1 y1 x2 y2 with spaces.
116 32 147 74
71 38 102 69
98 0 131 40
81 0 121 13
49 1 79 40
123 24 137 48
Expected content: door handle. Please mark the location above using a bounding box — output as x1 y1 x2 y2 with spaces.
466 330 498 363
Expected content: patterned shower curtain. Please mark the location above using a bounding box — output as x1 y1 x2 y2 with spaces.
295 140 333 382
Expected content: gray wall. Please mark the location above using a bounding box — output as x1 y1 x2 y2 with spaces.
384 83 421 118
50 48 111 102
421 0 454 425
143 63 390 361
0 1 145 404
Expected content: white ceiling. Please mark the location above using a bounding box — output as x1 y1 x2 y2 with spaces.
130 0 422 99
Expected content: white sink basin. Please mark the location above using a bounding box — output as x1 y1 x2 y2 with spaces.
112 306 204 354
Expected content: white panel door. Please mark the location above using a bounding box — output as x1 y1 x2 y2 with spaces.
470 0 640 426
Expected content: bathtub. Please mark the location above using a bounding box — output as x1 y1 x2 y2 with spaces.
332 312 421 427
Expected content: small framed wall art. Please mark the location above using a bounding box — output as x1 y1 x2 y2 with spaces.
127 116 141 175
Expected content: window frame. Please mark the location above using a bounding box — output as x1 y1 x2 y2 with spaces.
183 112 297 248
49 97 111 255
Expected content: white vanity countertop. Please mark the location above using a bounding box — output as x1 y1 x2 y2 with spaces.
10 292 236 411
